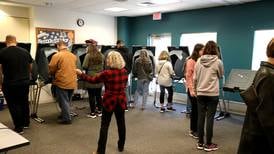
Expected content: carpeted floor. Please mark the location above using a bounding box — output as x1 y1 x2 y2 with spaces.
0 97 244 154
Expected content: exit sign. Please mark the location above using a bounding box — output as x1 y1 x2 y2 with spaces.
153 12 162 20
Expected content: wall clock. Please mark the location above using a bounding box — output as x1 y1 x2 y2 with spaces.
77 18 85 27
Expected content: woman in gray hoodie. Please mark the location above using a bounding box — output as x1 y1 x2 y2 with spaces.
194 41 224 152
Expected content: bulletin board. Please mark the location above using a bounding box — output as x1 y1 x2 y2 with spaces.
36 27 75 48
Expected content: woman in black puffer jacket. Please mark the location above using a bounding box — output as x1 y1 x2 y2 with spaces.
238 38 274 154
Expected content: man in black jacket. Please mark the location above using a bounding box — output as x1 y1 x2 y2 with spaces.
116 40 132 109
116 40 132 74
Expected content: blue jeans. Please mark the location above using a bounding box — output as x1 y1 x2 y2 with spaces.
197 95 219 144
186 95 192 113
134 79 149 107
55 86 74 121
126 75 130 104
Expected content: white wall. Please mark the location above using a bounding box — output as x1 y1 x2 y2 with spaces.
0 5 30 42
28 6 117 104
29 6 117 56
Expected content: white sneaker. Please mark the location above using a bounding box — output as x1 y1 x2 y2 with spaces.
129 103 135 108
86 113 96 118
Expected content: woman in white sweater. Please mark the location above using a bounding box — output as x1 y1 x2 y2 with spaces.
156 50 175 113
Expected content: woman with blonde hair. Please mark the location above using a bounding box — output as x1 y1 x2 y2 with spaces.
77 51 128 154
82 44 104 118
156 50 175 113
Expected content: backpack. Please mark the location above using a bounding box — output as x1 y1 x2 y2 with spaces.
182 57 189 79
173 58 184 79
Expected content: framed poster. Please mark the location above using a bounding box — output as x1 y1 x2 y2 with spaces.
36 27 75 48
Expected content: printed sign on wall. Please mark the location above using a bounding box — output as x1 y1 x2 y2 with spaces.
36 27 75 48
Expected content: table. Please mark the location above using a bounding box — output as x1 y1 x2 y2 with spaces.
0 123 30 153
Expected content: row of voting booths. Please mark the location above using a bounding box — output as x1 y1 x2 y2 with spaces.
0 41 255 122
0 42 192 122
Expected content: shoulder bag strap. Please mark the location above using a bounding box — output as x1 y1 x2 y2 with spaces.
158 62 166 75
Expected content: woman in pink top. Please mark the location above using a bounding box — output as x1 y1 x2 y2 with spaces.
185 43 204 138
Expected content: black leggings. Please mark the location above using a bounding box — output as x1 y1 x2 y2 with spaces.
197 96 218 144
97 105 126 154
159 85 173 104
87 88 102 113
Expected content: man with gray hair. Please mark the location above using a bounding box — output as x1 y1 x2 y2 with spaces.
49 40 77 124
0 35 33 134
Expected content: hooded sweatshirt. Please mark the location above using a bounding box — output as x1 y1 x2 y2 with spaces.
193 55 224 96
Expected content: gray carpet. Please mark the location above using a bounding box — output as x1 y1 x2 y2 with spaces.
0 98 244 154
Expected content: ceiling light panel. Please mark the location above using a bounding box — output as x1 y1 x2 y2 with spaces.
104 7 128 12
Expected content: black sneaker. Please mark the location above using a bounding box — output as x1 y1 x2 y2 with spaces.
204 143 218 152
118 141 124 152
166 107 176 111
189 131 198 139
57 115 62 119
14 128 24 134
96 111 102 117
58 120 72 125
160 108 165 113
197 143 204 150
118 145 124 152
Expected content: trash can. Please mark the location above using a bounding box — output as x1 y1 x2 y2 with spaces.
0 92 4 111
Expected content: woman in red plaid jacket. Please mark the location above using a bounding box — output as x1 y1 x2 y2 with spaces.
76 50 128 154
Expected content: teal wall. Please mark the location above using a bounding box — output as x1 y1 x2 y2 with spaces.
117 17 130 46
118 1 274 102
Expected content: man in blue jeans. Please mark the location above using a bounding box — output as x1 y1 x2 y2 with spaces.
49 40 77 124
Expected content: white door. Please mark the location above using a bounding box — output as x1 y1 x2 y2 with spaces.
148 34 172 93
